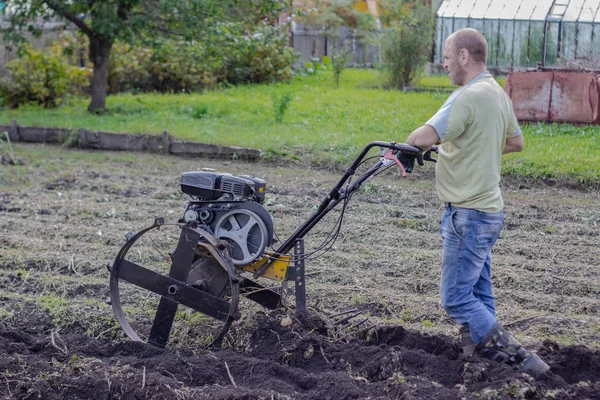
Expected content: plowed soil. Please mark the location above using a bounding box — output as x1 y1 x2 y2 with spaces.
1 143 599 400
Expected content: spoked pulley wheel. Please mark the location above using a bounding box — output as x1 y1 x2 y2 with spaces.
214 208 269 266
109 218 240 348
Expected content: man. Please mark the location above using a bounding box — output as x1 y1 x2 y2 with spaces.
401 28 549 373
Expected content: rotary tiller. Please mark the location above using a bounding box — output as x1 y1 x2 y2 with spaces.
107 141 436 348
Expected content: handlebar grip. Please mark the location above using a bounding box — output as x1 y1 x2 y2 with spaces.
391 143 422 156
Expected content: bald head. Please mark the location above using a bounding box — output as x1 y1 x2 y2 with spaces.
447 28 488 64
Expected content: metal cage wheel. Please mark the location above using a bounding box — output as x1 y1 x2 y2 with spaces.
109 220 239 348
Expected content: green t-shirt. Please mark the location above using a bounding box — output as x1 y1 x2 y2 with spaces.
426 71 521 213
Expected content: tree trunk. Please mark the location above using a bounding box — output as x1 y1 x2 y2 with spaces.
88 37 113 112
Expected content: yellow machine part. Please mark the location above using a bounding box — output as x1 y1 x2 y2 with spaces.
243 253 291 282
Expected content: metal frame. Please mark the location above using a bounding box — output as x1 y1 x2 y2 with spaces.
283 239 307 313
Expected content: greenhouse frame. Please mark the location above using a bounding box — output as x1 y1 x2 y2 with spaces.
434 0 600 67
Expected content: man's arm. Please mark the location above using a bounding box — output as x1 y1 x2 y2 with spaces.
405 125 440 150
503 134 525 154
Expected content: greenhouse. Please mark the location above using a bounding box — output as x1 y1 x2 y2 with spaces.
434 0 600 67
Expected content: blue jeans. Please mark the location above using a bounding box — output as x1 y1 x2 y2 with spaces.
440 203 504 345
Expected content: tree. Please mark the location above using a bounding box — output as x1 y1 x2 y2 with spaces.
1 0 289 112
379 0 434 89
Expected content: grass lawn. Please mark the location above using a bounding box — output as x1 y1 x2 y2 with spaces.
420 74 506 88
1 68 598 186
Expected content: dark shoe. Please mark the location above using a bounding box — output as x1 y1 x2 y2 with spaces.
476 323 550 374
460 327 476 357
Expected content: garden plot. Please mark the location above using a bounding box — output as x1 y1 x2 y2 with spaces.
0 143 599 399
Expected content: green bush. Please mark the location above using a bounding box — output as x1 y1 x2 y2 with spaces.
52 31 90 70
108 39 216 94
0 44 90 108
1 22 296 104
380 1 434 89
148 40 217 93
108 41 152 94
203 21 296 85
106 22 296 94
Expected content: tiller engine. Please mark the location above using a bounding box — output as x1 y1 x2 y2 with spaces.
108 142 436 348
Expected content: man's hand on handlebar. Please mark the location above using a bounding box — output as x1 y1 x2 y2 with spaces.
395 145 438 174
396 149 420 173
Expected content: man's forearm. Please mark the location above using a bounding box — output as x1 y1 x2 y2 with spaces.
502 143 521 154
405 125 440 150
502 134 525 154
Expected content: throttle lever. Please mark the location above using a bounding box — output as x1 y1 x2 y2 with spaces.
382 149 407 178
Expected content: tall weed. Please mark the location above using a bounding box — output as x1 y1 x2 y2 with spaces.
328 44 353 87
272 92 293 123
0 132 20 165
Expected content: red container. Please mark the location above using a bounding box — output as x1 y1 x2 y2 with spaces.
504 70 600 124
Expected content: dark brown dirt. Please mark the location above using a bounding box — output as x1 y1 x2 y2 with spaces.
1 307 599 399
1 143 599 399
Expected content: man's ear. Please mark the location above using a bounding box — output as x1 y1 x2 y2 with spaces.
459 48 469 65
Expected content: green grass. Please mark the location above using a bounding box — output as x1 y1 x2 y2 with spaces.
1 68 598 186
506 123 600 186
419 75 459 88
419 75 506 88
